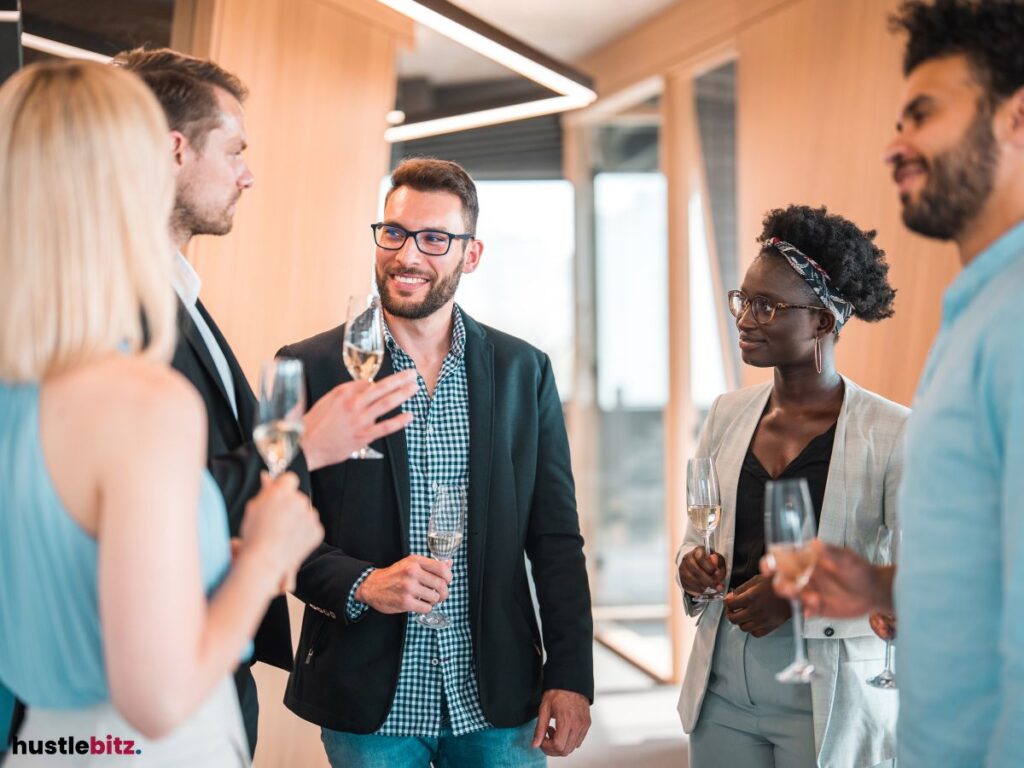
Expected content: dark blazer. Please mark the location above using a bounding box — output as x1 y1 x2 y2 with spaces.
279 311 594 734
170 300 302 672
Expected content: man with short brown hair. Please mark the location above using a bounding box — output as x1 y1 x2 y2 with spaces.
281 157 594 767
115 47 417 757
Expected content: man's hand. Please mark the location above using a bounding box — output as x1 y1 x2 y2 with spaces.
678 546 727 597
302 370 418 471
354 555 451 614
531 689 591 757
724 574 791 637
760 539 895 618
869 612 897 641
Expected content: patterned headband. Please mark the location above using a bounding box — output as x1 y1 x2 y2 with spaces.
765 237 854 331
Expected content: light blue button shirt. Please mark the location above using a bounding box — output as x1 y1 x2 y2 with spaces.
896 220 1024 767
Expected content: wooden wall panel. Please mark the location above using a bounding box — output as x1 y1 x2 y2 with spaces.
735 0 959 403
181 0 408 387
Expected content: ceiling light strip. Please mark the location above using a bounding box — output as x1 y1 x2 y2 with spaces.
385 94 591 142
21 33 111 63
0 10 20 22
379 0 594 101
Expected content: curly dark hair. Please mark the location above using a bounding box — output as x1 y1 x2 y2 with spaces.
890 0 1024 107
757 205 896 323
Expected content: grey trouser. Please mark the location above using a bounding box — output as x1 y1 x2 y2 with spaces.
690 616 817 768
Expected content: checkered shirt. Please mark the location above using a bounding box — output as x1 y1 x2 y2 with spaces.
345 306 491 737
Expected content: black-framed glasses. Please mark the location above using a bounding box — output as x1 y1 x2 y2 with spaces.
371 222 474 257
727 290 824 325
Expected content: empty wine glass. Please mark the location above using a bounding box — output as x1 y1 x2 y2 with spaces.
417 485 466 630
867 526 900 690
687 457 725 603
343 293 385 460
253 358 306 477
764 478 818 683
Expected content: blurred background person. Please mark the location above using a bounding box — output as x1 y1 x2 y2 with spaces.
0 60 322 766
676 205 906 768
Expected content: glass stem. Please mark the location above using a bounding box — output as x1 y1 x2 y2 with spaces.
883 638 893 674
704 532 712 555
790 599 808 664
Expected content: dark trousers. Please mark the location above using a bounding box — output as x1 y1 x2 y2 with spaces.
234 665 259 758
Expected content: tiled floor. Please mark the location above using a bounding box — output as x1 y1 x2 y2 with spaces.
564 644 688 768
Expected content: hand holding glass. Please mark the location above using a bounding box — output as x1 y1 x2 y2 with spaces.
764 478 818 683
687 457 725 603
417 486 466 630
343 293 385 460
254 358 306 477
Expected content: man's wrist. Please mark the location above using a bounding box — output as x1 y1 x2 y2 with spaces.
300 427 323 472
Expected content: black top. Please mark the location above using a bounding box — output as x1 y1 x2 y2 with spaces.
729 422 837 590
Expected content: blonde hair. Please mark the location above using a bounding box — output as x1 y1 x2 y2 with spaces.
0 60 177 380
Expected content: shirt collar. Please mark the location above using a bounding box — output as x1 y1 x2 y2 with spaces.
383 304 467 361
171 251 202 308
942 219 1024 325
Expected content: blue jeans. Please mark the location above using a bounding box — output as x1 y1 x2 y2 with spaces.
321 720 547 768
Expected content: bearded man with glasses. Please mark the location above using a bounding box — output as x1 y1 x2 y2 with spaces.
278 157 593 768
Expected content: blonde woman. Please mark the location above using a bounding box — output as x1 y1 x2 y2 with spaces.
0 61 323 765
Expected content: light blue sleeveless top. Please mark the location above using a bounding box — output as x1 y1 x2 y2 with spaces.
0 382 245 711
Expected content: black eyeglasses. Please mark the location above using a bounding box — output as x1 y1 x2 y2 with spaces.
727 290 824 325
371 222 474 257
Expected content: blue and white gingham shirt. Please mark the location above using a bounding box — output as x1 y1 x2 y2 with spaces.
346 306 491 737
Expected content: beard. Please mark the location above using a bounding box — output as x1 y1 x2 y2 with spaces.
898 104 1000 241
172 178 239 238
376 255 464 320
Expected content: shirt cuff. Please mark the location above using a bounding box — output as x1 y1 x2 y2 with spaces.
346 567 374 621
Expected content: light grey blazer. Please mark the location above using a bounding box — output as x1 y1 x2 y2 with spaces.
676 377 908 768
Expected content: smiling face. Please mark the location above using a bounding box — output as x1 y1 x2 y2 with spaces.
885 54 1000 241
734 254 832 369
374 186 482 321
172 86 254 239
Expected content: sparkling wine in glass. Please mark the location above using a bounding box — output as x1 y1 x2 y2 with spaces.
764 478 818 683
254 358 306 477
687 457 724 603
343 293 385 460
417 485 466 630
867 526 900 690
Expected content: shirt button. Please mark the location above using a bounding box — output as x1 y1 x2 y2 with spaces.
824 627 835 637
430 658 440 666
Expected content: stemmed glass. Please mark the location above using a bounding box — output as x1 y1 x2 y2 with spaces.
343 293 385 459
764 478 818 683
687 457 724 603
253 358 306 477
867 526 900 690
417 485 466 630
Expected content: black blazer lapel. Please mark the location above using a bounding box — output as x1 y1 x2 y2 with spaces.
379 349 412 554
196 300 257 433
464 316 494 618
178 300 243 443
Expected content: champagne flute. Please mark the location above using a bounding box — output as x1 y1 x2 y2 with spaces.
343 293 385 460
764 478 818 683
687 457 725 603
417 485 466 630
253 358 306 477
867 526 900 690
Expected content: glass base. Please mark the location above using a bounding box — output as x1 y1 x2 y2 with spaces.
867 670 897 690
417 610 449 630
694 591 726 604
775 660 816 684
351 446 384 460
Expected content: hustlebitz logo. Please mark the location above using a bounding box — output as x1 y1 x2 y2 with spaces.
11 734 142 756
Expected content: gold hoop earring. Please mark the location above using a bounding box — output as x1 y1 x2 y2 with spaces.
813 335 822 374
